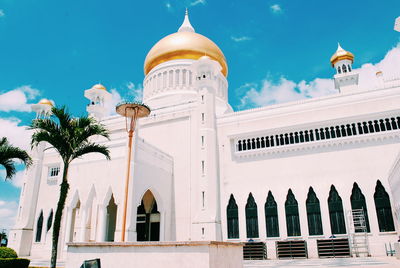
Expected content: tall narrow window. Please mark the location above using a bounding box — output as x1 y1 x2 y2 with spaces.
285 189 301 236
328 185 346 234
265 191 279 237
47 209 54 232
227 194 239 239
374 180 395 232
202 191 205 208
35 210 43 242
201 136 204 147
201 160 205 175
245 193 259 238
306 187 323 235
350 183 370 232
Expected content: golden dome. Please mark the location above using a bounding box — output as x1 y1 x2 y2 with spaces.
144 12 228 77
330 43 354 67
92 84 107 91
38 98 53 106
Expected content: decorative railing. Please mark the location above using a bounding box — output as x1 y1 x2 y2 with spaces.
236 116 400 152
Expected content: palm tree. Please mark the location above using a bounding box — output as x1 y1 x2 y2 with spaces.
0 137 32 180
30 106 110 268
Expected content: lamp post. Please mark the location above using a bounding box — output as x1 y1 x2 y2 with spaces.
116 102 151 242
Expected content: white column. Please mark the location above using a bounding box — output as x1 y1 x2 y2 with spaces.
64 208 73 244
159 211 165 241
96 205 107 242
79 208 88 242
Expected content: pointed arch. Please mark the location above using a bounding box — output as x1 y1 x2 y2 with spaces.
306 187 323 235
285 189 301 236
69 189 80 208
328 185 346 234
226 194 239 239
47 209 54 232
374 180 395 232
136 190 160 241
245 193 259 238
102 186 116 207
105 194 118 242
84 185 98 242
69 199 81 242
350 183 370 232
265 191 279 237
35 210 44 242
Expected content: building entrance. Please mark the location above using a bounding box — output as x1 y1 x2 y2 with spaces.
136 190 160 241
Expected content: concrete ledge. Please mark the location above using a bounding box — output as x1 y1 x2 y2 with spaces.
66 241 243 268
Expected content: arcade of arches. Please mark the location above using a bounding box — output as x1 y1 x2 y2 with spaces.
226 180 395 239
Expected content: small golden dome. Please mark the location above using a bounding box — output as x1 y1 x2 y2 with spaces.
330 43 354 67
38 98 53 106
92 84 107 91
144 12 228 77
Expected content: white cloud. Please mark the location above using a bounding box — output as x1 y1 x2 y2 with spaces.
0 85 40 112
270 4 282 14
238 43 400 109
126 82 143 102
231 36 252 42
105 82 143 116
0 10 4 17
0 200 18 230
0 169 25 188
0 118 32 150
190 0 206 6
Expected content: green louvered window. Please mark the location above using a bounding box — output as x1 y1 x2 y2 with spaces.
328 185 346 234
285 189 301 236
306 187 323 235
265 191 279 237
245 193 259 238
374 180 395 232
227 194 239 239
350 182 370 232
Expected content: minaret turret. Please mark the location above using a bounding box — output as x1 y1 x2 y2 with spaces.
330 43 359 93
84 84 112 120
31 99 54 118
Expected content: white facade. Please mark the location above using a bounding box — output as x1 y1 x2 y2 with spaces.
8 13 400 261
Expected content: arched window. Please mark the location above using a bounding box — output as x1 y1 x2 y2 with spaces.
245 193 259 238
342 64 347 73
328 185 346 234
106 195 118 242
348 65 351 72
306 187 323 235
337 66 342 74
47 209 54 232
265 191 279 237
285 189 301 236
350 183 370 232
35 210 43 242
227 194 239 239
374 180 395 232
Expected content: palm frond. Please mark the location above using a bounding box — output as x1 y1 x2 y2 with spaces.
70 142 111 162
0 137 31 179
51 106 72 130
1 159 17 179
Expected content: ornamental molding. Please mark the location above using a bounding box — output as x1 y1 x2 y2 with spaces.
232 130 400 161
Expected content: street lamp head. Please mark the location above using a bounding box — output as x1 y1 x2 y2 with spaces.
116 102 151 118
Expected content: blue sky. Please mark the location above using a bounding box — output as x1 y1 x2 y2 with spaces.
0 0 399 229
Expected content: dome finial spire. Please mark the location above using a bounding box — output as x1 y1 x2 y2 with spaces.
178 8 195 33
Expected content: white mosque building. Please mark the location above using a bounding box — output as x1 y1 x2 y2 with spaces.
8 11 400 260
